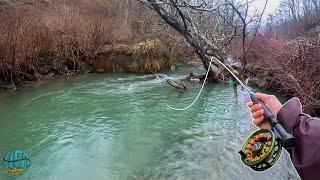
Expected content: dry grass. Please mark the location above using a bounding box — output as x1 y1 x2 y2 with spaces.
244 35 320 116
94 39 173 73
0 0 189 86
0 0 115 83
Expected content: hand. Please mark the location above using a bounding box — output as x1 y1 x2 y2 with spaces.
246 93 283 129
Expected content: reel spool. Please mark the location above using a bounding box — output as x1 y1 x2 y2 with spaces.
239 129 282 171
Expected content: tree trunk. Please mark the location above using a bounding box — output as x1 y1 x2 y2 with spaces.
148 0 220 81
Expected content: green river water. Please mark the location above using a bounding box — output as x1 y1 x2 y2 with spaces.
0 67 299 179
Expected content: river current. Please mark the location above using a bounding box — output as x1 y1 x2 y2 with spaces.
0 67 299 179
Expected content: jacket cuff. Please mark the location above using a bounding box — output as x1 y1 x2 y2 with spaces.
277 97 302 133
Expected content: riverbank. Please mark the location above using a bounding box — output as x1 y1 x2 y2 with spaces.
0 0 190 90
1 0 318 117
0 37 185 91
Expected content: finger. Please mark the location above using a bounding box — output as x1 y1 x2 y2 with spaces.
252 109 264 119
256 92 271 102
260 122 272 130
247 102 253 108
250 104 262 113
252 116 265 126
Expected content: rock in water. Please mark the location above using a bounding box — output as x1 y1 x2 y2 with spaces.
3 149 31 176
170 65 177 71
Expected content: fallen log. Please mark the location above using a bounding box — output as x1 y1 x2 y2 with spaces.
167 79 187 90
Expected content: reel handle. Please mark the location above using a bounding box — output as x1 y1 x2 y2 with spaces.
250 93 296 150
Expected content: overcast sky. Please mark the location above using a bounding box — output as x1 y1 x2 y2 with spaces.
251 0 282 15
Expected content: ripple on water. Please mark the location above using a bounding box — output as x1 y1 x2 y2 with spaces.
0 73 299 180
57 134 75 146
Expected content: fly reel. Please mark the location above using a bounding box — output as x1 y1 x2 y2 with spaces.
239 129 282 171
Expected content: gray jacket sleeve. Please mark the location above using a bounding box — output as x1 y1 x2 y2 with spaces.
277 98 320 180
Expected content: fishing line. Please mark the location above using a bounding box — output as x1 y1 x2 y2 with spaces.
166 58 213 111
166 55 254 111
166 8 254 111
213 57 253 94
165 44 296 172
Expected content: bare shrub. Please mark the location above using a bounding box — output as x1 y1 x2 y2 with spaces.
0 0 191 87
245 35 320 116
0 1 148 82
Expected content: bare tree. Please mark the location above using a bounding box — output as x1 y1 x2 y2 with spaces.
302 0 313 16
137 0 267 81
268 0 320 36
311 0 320 14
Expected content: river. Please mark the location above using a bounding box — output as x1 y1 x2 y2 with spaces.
0 67 299 179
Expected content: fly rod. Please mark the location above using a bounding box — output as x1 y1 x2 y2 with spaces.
167 56 296 171
213 57 296 171
214 58 296 150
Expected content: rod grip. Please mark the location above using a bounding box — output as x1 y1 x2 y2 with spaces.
250 94 296 150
